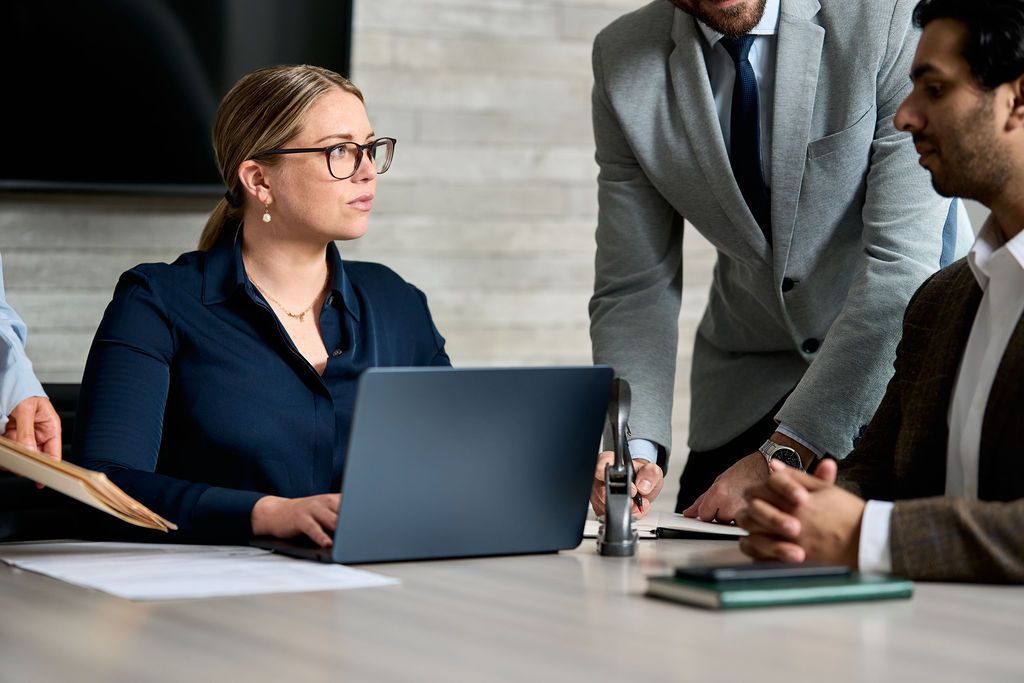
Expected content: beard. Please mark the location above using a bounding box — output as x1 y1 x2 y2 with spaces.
920 94 1011 203
670 0 768 37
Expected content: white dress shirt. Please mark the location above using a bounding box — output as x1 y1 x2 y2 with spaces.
859 218 1024 572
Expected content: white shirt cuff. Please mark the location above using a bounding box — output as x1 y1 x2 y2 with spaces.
627 438 658 463
775 423 826 458
858 499 895 574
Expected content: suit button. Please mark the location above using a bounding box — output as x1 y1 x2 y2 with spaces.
781 277 795 292
853 424 868 447
801 338 820 354
331 349 343 357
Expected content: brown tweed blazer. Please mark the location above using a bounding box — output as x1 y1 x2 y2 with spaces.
839 258 1024 583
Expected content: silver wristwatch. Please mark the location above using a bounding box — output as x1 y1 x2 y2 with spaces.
758 439 805 472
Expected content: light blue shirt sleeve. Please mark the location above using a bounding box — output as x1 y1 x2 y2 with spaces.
775 423 825 458
858 499 894 573
627 438 659 463
0 254 46 430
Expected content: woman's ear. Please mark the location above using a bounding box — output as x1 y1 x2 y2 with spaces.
237 160 273 205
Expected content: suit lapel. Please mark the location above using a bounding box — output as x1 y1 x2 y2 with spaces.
770 0 824 280
902 265 983 495
668 10 769 263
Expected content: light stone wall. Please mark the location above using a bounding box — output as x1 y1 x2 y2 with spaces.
0 0 726 511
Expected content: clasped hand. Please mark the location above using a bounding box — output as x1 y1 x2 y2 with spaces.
736 459 865 567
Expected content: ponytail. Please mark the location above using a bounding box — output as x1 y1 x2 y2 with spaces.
199 198 241 251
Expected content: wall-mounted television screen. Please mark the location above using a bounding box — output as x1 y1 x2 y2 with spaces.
2 0 353 196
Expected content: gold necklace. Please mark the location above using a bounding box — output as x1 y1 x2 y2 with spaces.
249 271 329 323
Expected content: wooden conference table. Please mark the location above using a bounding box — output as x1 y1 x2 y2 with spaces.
1 537 1022 683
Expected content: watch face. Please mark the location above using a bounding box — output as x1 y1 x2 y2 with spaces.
773 448 803 470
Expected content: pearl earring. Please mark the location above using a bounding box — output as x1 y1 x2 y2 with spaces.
262 203 272 223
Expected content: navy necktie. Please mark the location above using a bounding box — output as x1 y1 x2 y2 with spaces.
721 35 771 243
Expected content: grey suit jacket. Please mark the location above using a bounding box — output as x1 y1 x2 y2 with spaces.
840 258 1024 583
589 0 973 457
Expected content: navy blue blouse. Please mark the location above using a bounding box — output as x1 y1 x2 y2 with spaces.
73 226 450 541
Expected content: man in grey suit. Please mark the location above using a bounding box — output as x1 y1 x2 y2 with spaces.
588 0 972 522
739 0 1024 582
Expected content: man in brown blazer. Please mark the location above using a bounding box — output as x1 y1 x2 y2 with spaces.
736 0 1024 582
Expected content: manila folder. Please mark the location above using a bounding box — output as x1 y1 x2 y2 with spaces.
0 435 176 532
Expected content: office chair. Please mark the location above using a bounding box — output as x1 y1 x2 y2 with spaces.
41 382 80 460
0 383 81 541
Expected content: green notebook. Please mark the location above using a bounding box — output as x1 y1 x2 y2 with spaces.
646 572 913 610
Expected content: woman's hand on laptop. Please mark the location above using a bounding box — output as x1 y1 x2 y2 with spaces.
251 493 340 547
589 451 663 520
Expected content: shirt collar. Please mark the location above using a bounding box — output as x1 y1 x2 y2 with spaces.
967 215 1024 290
201 223 361 320
696 0 780 48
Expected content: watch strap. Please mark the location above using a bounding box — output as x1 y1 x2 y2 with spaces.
758 439 805 471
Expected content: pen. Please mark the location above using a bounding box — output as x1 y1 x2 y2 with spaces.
624 439 644 514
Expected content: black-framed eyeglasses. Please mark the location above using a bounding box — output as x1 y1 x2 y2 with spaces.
253 137 396 180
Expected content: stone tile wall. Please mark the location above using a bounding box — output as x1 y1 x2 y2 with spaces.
1 0 985 510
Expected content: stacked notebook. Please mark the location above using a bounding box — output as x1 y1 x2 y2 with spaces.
647 569 913 610
0 436 176 532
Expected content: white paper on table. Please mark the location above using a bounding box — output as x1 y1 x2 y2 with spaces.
583 512 747 539
0 541 399 601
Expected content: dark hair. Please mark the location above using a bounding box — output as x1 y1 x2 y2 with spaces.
913 0 1024 90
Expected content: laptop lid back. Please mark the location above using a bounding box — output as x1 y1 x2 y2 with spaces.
333 366 612 563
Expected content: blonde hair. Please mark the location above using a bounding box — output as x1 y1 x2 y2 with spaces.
198 65 364 251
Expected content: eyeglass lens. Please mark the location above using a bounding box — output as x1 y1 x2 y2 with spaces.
328 139 394 179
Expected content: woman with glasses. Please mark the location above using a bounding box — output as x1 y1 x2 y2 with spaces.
74 65 450 547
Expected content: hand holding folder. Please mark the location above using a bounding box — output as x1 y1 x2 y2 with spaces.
0 436 176 532
3 396 62 469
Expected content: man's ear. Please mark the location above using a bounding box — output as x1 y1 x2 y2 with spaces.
1005 77 1024 132
237 160 273 205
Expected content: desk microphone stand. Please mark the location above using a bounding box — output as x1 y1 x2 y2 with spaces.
597 378 638 557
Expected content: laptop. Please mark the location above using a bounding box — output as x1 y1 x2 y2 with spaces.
254 366 613 564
